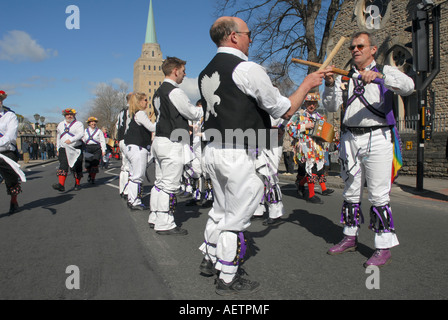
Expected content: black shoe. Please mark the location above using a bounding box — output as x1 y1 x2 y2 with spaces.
215 275 261 296
148 223 155 229
130 204 149 211
251 215 264 221
306 195 324 204
52 183 65 192
263 217 281 226
321 189 334 196
199 257 217 277
9 202 19 215
73 184 81 191
156 227 188 236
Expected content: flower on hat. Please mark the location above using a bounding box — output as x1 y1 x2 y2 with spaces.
62 108 77 115
86 116 98 123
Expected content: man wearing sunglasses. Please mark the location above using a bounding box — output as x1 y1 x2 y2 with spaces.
322 32 414 268
198 16 328 295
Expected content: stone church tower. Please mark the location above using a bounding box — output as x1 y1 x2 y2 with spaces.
133 0 164 105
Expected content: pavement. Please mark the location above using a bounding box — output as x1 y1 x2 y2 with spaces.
17 157 448 202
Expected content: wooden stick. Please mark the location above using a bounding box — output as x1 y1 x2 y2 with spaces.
291 58 349 76
318 36 346 70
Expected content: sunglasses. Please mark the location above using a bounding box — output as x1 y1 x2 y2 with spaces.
236 31 252 39
349 44 369 51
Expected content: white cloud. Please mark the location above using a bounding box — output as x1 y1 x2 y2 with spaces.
179 77 200 104
0 30 58 62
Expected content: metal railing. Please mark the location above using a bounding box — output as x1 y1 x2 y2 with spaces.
397 114 448 133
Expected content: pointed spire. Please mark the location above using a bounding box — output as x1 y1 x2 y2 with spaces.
145 0 157 44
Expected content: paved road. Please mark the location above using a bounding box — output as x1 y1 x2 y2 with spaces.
0 158 447 303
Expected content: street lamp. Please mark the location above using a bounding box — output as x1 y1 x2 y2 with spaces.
40 116 46 135
34 113 40 135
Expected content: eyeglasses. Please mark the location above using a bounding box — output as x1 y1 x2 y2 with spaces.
349 44 369 51
236 31 252 39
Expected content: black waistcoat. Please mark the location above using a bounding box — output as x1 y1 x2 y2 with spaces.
153 81 189 142
124 115 152 149
198 53 272 149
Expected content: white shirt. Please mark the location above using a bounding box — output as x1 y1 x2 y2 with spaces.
322 61 414 127
83 126 107 153
218 47 291 120
134 110 156 132
164 79 203 121
0 107 18 152
56 119 84 149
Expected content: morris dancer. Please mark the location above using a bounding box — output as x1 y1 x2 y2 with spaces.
252 118 285 225
197 16 327 295
124 92 155 210
115 93 132 200
52 108 84 192
286 92 334 204
183 100 205 206
83 117 106 184
148 57 203 235
0 90 25 214
323 31 414 267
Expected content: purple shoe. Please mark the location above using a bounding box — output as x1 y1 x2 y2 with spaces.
327 236 357 255
364 249 391 268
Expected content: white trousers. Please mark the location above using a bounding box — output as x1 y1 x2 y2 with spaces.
340 128 399 249
119 140 130 196
126 144 150 206
253 145 284 219
149 137 184 231
199 143 264 281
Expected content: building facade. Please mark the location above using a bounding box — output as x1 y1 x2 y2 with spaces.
133 0 164 108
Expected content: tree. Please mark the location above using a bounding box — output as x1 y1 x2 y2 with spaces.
86 82 129 139
217 0 344 81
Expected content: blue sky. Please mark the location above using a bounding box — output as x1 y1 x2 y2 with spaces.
1 0 219 123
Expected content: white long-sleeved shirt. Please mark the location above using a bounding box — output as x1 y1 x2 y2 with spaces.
56 119 84 149
163 78 204 122
322 61 414 127
83 126 107 153
134 110 156 133
0 107 18 152
219 47 292 120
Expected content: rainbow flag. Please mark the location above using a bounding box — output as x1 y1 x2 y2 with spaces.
391 126 403 183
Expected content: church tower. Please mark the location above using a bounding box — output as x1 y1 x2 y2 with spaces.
133 0 164 103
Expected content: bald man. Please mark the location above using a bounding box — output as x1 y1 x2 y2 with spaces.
198 16 329 295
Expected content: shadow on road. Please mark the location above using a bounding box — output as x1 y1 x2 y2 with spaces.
396 183 448 202
7 194 76 217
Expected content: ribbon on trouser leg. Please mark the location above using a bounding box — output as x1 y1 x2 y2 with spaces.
369 204 395 233
7 183 22 196
204 178 213 201
128 180 142 205
151 185 177 213
218 231 247 267
56 169 68 177
340 201 364 227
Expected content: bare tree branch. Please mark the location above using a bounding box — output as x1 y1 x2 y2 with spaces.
217 0 344 80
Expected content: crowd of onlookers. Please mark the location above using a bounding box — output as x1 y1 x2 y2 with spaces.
19 139 56 163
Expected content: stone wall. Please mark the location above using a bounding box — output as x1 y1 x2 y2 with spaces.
400 132 448 178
